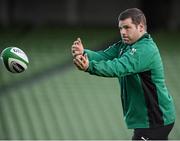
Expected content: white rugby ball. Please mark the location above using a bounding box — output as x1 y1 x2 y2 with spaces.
1 47 29 73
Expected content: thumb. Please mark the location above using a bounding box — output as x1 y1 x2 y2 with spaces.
77 37 81 43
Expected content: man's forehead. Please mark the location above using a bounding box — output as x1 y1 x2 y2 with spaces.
118 18 133 27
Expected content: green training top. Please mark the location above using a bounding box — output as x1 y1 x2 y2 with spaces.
84 33 176 129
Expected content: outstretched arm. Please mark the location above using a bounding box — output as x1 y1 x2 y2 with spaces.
71 38 121 61
74 45 156 78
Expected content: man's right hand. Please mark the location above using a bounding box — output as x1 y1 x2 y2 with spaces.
71 38 84 58
73 54 89 71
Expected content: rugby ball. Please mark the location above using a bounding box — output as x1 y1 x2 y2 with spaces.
1 47 29 73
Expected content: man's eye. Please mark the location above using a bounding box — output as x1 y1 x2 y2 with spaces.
124 26 129 29
119 26 130 30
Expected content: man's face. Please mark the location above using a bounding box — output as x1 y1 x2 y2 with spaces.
118 18 144 44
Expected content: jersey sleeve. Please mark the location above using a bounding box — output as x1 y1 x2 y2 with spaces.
87 43 157 78
84 41 121 61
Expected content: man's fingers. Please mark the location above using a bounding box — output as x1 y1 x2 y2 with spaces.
71 44 83 57
73 40 79 44
73 58 84 70
73 38 82 46
73 39 81 45
72 45 80 51
75 56 83 64
71 38 83 58
71 50 81 57
80 55 87 64
72 43 82 51
72 44 81 56
76 56 86 67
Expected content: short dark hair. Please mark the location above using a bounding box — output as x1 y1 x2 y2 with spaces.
118 8 147 30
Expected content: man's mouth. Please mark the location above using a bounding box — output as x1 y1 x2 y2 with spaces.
122 37 129 41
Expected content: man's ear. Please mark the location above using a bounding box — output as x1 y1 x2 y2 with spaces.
139 23 145 32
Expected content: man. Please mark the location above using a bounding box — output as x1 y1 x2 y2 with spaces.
71 8 176 140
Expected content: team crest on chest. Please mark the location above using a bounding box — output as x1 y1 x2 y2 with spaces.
130 48 136 55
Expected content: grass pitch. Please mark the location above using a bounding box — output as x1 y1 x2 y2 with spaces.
0 27 179 139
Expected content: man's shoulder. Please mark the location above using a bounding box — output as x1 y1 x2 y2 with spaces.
134 35 157 49
132 37 159 57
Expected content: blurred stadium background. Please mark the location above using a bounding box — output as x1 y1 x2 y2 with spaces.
0 0 180 139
